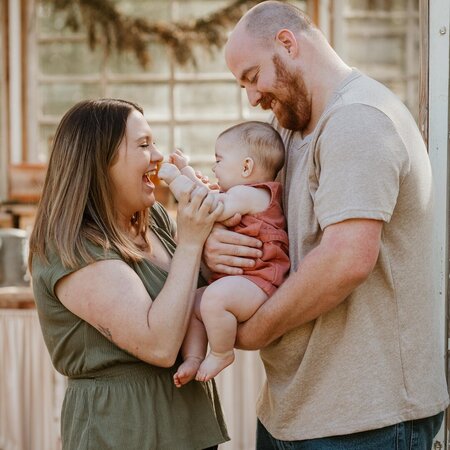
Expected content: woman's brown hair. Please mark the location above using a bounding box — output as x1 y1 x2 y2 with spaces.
29 98 150 271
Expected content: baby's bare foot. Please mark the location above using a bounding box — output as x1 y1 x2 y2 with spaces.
173 356 202 388
195 350 235 382
158 163 180 184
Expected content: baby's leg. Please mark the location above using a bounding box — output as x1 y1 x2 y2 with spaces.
196 276 268 382
174 287 207 387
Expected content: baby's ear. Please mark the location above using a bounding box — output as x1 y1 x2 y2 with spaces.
241 157 255 178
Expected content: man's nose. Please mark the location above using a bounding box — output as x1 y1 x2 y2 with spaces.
246 87 262 107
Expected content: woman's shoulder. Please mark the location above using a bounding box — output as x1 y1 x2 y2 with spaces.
32 238 123 297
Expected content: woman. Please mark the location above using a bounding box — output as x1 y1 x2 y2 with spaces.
28 99 229 449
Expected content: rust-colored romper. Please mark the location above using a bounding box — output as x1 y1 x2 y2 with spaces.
210 181 290 296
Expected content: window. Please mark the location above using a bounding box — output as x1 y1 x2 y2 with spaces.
329 0 420 118
6 0 420 181
30 0 303 178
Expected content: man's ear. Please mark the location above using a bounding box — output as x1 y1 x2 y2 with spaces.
275 29 299 57
241 157 255 178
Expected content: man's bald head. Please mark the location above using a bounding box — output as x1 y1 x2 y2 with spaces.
236 1 315 45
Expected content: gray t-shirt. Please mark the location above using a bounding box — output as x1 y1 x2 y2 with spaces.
258 70 449 440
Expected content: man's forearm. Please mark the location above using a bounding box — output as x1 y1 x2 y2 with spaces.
235 246 355 349
235 219 382 349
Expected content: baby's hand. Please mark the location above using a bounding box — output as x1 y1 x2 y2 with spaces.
194 170 220 191
158 163 181 184
169 148 189 170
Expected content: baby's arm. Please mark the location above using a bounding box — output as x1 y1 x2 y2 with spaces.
159 164 271 221
215 185 271 221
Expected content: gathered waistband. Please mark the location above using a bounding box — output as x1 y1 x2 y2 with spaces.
67 362 172 386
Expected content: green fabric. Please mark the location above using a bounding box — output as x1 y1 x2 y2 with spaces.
32 202 229 450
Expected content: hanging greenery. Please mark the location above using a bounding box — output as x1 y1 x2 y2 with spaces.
41 0 269 68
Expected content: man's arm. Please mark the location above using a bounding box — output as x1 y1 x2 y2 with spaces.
235 218 383 349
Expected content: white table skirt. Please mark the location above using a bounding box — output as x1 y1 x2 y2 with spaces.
0 309 65 450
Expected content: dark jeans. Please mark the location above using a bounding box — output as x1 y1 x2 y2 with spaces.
256 412 444 450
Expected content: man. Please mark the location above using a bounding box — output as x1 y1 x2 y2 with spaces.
204 1 449 448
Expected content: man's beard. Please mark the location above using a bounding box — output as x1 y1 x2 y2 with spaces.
260 54 311 131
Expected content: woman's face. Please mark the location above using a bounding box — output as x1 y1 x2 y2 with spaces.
109 109 163 220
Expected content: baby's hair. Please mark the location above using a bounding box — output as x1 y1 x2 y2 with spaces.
218 121 285 179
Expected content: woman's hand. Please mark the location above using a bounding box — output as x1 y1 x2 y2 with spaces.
176 185 223 246
203 222 263 275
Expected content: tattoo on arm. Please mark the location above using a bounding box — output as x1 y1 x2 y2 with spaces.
97 325 114 343
146 303 152 329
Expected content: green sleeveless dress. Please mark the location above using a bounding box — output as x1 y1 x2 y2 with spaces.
31 203 229 450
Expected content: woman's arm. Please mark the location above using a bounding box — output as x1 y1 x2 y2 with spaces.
56 186 224 367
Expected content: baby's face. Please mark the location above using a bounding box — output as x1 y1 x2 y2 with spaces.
212 137 248 191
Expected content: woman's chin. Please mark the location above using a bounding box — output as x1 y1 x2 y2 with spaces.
146 194 156 207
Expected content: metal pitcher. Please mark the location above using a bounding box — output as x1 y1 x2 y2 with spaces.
0 228 30 287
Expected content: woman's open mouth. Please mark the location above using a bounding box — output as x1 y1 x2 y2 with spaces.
144 169 157 183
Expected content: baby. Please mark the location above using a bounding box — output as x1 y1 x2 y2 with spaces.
158 121 290 386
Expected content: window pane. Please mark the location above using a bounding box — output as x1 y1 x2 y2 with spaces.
175 46 229 75
39 124 58 162
37 4 81 35
107 42 171 75
348 34 405 68
175 123 227 157
174 83 238 119
40 83 102 116
39 41 104 75
340 0 419 118
150 125 171 156
348 0 411 11
106 84 171 121
172 1 229 20
119 0 172 20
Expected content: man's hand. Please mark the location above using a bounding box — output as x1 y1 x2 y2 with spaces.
203 222 263 275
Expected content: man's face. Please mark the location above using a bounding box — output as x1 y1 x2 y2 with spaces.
267 54 311 131
225 29 311 131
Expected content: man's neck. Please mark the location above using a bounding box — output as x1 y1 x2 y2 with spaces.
303 65 353 137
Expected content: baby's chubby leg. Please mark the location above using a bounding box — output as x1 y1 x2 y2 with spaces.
196 277 268 382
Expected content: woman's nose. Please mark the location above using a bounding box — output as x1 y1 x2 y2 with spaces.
151 147 164 163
